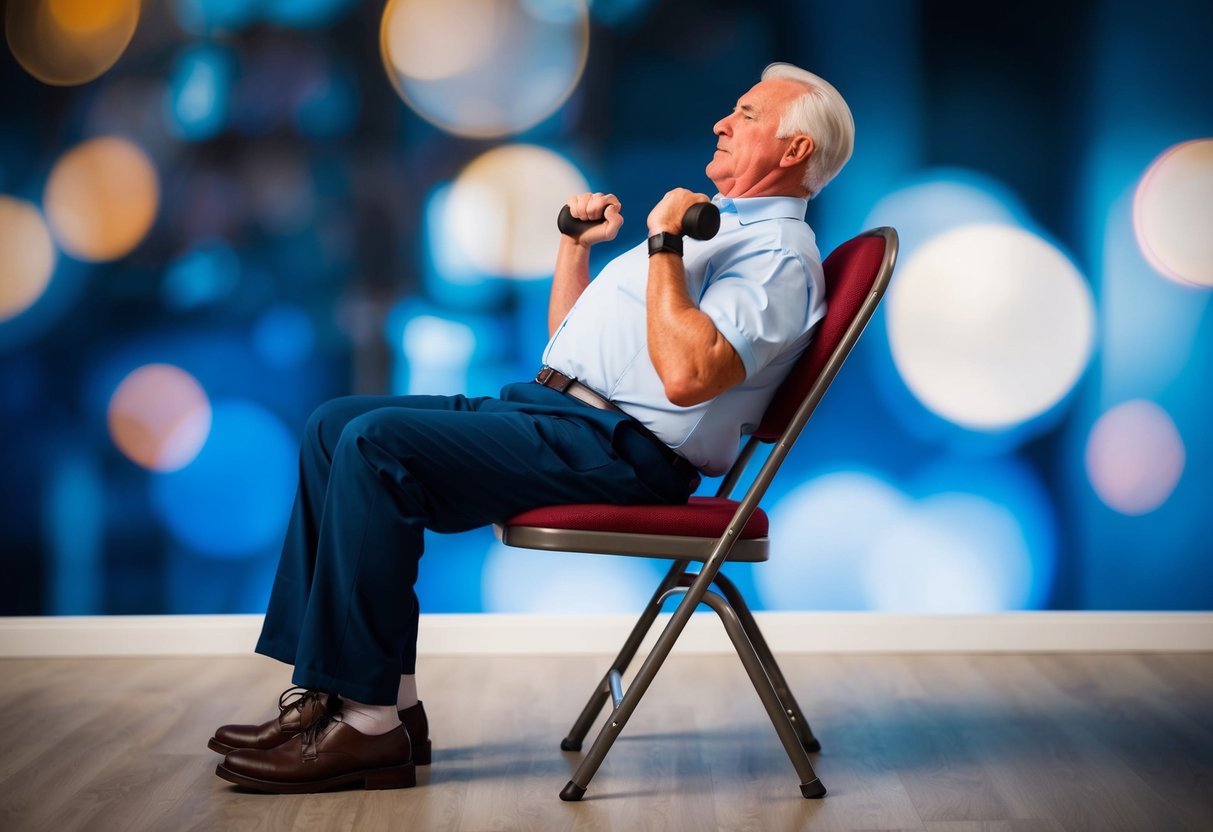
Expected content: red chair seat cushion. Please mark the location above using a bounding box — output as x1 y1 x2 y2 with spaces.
504 497 768 539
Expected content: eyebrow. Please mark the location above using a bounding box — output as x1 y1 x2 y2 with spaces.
737 102 759 116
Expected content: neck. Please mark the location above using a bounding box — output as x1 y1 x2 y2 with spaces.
715 170 808 200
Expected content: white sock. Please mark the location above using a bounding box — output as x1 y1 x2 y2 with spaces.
397 675 418 711
339 697 401 736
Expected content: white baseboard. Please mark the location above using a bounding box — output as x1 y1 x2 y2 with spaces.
0 612 1211 657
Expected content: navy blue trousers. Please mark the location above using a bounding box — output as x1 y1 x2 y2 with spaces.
255 382 692 705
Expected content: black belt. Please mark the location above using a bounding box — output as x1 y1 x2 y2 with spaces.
535 367 700 484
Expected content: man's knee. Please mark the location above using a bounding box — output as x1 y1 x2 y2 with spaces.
304 396 372 458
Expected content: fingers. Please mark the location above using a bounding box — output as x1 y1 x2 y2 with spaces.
564 192 624 245
662 187 710 207
567 192 621 221
648 188 709 235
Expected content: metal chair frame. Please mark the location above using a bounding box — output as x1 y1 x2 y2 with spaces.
498 227 899 801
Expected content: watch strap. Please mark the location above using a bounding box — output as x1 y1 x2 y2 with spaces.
647 232 684 257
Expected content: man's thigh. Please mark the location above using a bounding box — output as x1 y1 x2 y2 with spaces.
309 392 490 457
344 405 657 534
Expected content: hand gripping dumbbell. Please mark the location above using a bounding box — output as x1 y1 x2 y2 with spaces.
557 201 721 241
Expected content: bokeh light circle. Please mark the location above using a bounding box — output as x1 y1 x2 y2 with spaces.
887 223 1095 430
1133 139 1213 288
0 196 57 323
5 0 140 86
863 493 1034 613
44 137 160 261
151 399 297 558
760 472 910 610
1085 399 1186 515
107 363 212 472
862 169 1027 261
443 144 588 278
380 0 589 138
758 466 1051 612
483 541 660 612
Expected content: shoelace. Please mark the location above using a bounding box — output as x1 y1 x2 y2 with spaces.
277 685 322 714
299 702 345 760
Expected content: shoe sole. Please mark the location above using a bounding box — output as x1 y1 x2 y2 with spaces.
215 761 417 793
209 737 433 765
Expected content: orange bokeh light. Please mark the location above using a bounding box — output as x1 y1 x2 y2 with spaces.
5 0 140 86
43 136 160 262
0 196 57 322
108 364 213 472
379 0 589 138
443 144 588 278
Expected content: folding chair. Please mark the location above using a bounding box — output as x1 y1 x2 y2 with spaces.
498 227 899 801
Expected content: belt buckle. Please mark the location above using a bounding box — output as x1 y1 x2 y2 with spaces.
536 367 572 393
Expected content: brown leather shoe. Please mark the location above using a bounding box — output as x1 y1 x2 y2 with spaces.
400 701 431 765
208 687 331 755
216 717 415 793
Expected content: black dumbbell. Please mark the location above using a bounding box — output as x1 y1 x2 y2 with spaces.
557 201 721 241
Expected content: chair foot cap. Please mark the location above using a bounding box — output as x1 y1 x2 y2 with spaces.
560 738 582 752
800 779 826 799
803 737 822 753
560 781 587 801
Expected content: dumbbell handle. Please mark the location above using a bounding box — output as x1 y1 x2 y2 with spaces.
558 202 721 241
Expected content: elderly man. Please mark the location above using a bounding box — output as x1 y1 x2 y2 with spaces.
211 62 853 794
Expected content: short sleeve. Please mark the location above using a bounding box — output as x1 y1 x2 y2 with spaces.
697 247 811 378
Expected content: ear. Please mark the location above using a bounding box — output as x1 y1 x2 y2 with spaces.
780 135 814 168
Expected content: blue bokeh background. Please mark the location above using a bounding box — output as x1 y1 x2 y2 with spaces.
2 0 1211 616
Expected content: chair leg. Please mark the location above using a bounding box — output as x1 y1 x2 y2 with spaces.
560 580 826 801
687 587 826 798
560 570 714 801
708 573 821 753
559 560 690 752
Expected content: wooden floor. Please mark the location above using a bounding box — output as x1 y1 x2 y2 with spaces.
0 652 1210 832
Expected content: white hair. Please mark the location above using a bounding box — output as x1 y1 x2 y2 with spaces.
761 62 854 198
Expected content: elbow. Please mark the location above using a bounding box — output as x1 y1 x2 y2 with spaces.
662 374 712 408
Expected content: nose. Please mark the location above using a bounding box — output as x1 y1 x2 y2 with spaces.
714 114 731 136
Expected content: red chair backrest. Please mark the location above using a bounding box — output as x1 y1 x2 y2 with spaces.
754 232 890 441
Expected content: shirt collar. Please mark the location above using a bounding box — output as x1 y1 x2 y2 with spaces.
711 194 808 225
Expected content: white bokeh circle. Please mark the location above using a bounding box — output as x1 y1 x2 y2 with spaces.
862 493 1034 613
1085 399 1185 515
887 223 1095 430
759 472 910 610
1133 139 1213 288
443 144 588 278
380 0 589 138
482 541 659 613
755 470 1044 612
862 171 1026 261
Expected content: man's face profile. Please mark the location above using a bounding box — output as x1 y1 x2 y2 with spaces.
706 78 804 198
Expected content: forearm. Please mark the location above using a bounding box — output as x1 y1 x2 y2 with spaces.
549 237 592 336
646 253 743 406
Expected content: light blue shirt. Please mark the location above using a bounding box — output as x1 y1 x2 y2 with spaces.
542 194 827 476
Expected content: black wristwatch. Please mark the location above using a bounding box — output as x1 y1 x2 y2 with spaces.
647 231 684 258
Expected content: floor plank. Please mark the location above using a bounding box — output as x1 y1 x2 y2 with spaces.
0 652 1210 831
